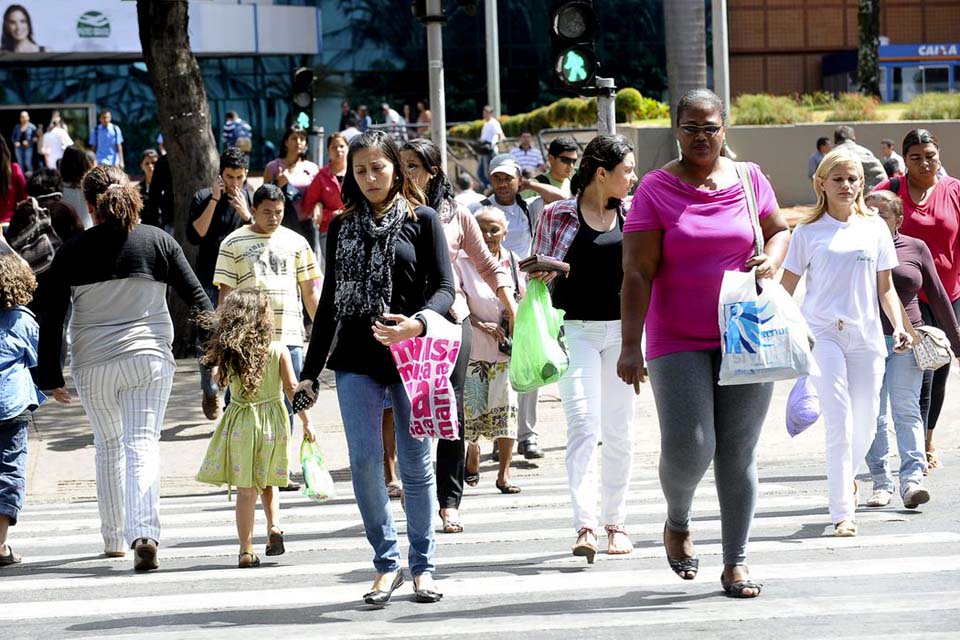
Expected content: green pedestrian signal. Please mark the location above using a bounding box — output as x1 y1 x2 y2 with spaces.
550 2 598 89
562 50 588 83
296 111 310 129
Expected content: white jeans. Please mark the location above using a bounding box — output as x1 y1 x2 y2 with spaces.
809 323 885 523
73 354 175 551
558 320 636 532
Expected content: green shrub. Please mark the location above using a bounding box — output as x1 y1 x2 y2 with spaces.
638 96 670 120
548 97 584 125
448 119 483 139
732 94 812 125
796 91 836 109
829 93 881 121
614 88 669 122
903 93 960 120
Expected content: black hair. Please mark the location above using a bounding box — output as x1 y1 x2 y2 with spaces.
834 125 855 144
219 146 250 173
548 136 578 158
456 174 473 191
882 157 899 178
277 125 307 160
881 138 895 148
1 5 35 52
253 184 284 208
816 136 830 151
571 134 634 210
902 128 939 158
344 113 359 129
0 136 10 197
60 145 94 185
26 167 62 198
676 88 727 126
401 138 453 211
341 130 422 218
140 148 159 163
225 110 238 120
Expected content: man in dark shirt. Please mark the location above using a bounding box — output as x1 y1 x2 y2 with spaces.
187 146 253 419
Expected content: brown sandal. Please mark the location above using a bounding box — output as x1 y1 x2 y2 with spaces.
238 552 261 568
572 527 598 564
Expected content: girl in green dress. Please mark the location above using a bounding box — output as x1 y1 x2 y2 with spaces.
196 289 316 568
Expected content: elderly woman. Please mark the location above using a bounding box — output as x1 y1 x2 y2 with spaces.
872 129 960 471
36 165 211 571
457 206 524 494
618 89 790 598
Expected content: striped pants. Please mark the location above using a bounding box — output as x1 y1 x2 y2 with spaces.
73 354 175 552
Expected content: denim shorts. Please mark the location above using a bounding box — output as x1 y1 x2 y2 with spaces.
0 410 30 527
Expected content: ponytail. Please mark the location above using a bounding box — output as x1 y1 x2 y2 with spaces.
96 183 142 232
572 135 634 208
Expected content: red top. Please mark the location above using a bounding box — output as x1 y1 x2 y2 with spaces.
875 176 960 303
302 164 343 233
0 163 27 224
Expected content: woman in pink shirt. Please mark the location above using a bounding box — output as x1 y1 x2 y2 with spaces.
303 133 348 270
872 128 960 470
617 89 790 598
0 137 26 227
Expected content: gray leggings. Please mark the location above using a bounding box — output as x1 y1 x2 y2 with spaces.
647 349 773 566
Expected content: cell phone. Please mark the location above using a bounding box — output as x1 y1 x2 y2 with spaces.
292 387 316 413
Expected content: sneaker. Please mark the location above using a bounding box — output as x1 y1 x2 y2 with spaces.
202 391 220 421
133 538 159 572
902 484 931 509
103 550 127 558
866 489 893 507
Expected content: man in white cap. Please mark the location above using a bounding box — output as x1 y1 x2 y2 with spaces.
469 153 546 460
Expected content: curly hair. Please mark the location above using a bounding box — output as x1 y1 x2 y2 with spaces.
0 254 37 309
200 288 274 399
83 166 141 231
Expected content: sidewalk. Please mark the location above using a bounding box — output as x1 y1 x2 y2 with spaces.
25 359 960 503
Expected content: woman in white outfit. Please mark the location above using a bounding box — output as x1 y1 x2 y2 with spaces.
780 148 912 537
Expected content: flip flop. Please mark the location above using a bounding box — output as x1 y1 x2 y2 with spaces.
495 480 521 494
438 510 463 534
0 547 21 566
721 573 762 598
386 484 403 499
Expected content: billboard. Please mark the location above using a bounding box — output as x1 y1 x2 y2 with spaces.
0 2 320 58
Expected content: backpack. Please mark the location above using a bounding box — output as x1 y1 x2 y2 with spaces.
7 196 62 275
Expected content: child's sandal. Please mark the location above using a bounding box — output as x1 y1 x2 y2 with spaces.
238 552 261 568
265 528 285 556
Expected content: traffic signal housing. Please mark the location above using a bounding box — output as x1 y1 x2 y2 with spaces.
550 1 598 89
290 67 314 130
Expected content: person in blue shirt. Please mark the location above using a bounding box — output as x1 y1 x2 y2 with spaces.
0 253 44 566
88 110 125 168
10 111 36 173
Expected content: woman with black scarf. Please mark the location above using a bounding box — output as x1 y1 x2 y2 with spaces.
296 131 454 604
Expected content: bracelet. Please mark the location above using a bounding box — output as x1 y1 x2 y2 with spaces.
211 198 220 203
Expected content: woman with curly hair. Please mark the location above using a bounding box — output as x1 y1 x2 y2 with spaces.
36 165 212 571
196 288 316 568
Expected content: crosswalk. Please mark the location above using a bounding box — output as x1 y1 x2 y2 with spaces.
5 462 960 639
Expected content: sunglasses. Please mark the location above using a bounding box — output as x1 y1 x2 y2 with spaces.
679 124 723 137
557 156 578 166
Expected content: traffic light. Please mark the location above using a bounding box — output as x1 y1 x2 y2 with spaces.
550 1 598 89
290 67 314 130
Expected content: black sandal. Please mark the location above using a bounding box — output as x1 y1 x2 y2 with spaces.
663 522 699 580
495 479 521 494
265 528 285 556
721 573 762 598
238 552 261 568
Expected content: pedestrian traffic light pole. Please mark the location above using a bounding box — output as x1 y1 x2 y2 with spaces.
485 0 501 118
595 77 616 136
419 0 448 173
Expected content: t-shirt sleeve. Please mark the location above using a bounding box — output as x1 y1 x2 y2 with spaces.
875 218 898 272
750 162 779 220
185 191 208 245
623 175 663 233
212 240 238 289
782 224 808 275
115 126 124 145
296 241 321 283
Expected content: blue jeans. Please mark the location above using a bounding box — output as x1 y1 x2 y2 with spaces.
0 411 30 527
335 371 436 577
14 146 32 172
198 286 220 398
865 339 925 495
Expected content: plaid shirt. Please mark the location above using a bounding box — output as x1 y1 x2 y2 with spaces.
533 197 628 261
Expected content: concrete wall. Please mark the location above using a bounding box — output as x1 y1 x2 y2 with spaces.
622 121 960 207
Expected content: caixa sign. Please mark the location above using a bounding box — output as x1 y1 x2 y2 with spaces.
880 43 960 61
919 44 959 57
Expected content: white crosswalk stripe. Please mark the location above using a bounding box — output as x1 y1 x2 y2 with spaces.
6 465 960 639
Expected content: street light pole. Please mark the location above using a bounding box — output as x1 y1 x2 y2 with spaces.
485 0 501 116
424 0 448 173
712 0 730 108
596 77 616 136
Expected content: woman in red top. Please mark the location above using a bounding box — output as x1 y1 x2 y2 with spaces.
0 137 27 227
302 133 348 271
873 128 960 469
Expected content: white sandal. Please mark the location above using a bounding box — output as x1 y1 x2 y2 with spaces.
866 489 893 507
834 520 858 537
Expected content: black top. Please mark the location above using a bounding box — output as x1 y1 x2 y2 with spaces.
186 187 252 287
551 208 624 321
301 205 456 385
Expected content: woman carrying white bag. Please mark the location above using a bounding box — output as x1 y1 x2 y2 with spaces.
780 149 912 538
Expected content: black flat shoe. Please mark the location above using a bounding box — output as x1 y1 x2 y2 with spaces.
363 571 404 605
413 577 443 603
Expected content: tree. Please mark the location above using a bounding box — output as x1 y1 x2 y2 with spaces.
137 1 219 355
857 0 881 97
663 0 707 125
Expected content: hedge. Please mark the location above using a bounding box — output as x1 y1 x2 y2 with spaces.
904 93 960 120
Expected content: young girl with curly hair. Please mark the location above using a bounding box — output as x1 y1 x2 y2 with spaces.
196 288 316 568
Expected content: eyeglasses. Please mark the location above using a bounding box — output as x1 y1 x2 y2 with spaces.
679 124 723 137
557 156 578 166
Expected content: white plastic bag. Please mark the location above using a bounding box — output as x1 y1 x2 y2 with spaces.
718 270 815 386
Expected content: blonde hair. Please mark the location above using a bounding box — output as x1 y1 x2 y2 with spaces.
200 288 274 399
804 148 873 224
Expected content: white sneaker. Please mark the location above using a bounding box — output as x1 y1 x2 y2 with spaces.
866 489 893 507
902 484 931 509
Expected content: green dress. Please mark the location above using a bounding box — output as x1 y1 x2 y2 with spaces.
196 343 290 491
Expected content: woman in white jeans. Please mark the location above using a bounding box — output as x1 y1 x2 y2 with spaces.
530 135 638 563
37 165 212 570
781 149 911 537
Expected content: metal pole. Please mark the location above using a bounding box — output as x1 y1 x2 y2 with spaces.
712 0 730 108
485 0 501 117
425 0 448 174
596 77 616 136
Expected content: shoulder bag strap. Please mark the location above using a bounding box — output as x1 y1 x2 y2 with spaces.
508 252 521 302
736 162 764 258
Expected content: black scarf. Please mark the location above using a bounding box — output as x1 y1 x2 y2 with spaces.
334 197 407 320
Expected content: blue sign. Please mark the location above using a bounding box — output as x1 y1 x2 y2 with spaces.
880 43 960 61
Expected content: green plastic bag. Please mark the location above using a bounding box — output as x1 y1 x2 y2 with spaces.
300 439 336 502
509 278 569 392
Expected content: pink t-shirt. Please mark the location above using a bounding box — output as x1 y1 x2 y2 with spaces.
624 163 778 360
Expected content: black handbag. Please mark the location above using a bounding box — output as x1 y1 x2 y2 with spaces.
8 196 62 275
498 253 522 356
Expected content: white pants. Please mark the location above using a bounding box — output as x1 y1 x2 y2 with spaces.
558 320 636 532
73 354 175 551
809 324 885 523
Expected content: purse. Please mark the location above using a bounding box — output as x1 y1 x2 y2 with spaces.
517 254 570 275
498 253 522 356
8 196 62 275
912 325 952 371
